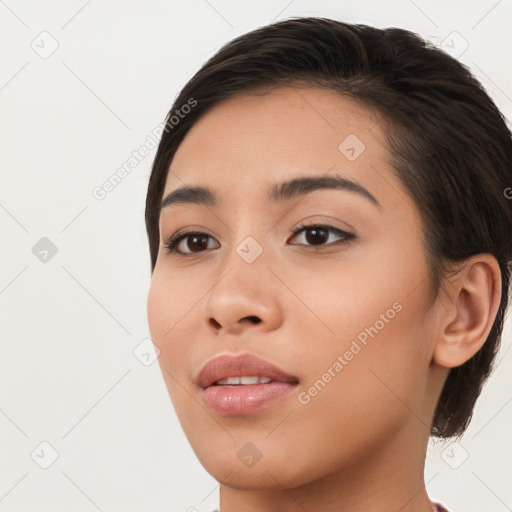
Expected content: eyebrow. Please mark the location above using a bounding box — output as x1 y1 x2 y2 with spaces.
160 174 381 212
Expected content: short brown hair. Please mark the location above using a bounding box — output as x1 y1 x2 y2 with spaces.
145 17 512 438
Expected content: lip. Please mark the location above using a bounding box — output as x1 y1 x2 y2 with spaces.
197 353 299 388
197 353 299 416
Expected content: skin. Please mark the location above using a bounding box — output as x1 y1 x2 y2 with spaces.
147 86 501 512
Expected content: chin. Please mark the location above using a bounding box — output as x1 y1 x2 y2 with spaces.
193 442 317 491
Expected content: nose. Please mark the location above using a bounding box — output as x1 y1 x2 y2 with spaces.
201 262 283 336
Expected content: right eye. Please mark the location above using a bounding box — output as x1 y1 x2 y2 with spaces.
162 231 220 256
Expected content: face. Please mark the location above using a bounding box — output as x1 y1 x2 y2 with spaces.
147 86 442 490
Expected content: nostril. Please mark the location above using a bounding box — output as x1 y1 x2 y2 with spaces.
208 316 261 330
209 318 222 329
243 315 261 324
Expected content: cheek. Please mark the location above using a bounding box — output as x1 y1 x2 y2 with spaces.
147 269 209 385
147 274 173 346
147 276 193 417
147 267 201 343
280 255 419 347
147 273 186 375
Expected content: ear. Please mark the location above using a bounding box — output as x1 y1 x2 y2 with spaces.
433 254 502 369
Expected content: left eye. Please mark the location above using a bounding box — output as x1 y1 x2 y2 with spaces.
162 224 355 256
289 224 355 247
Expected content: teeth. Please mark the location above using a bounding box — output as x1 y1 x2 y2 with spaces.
216 376 273 385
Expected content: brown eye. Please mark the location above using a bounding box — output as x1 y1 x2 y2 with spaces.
182 234 210 252
303 226 329 245
289 224 354 247
163 232 219 255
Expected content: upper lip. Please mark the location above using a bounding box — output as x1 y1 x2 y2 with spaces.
196 353 299 388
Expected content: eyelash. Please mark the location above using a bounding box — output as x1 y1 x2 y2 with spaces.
162 223 355 257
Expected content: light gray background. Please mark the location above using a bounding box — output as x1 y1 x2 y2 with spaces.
0 1 511 511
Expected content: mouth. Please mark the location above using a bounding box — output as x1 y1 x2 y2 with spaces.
196 353 299 416
212 375 273 385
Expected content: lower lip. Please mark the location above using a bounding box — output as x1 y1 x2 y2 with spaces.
202 382 297 416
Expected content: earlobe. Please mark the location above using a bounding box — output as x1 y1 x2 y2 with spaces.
433 254 502 369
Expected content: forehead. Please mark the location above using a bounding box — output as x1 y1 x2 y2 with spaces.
163 86 409 212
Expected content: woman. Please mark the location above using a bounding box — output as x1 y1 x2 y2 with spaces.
145 17 511 512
